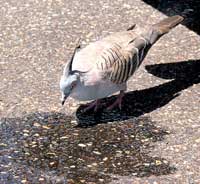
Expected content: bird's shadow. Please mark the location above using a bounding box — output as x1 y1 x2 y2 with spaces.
76 59 200 127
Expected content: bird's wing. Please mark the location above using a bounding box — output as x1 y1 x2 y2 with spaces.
97 36 149 84
72 31 138 72
71 15 183 85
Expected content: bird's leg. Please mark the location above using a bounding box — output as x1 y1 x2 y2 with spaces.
107 90 125 110
83 99 100 112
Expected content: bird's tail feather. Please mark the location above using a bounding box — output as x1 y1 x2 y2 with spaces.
145 15 184 44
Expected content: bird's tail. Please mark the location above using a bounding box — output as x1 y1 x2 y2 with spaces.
144 15 184 44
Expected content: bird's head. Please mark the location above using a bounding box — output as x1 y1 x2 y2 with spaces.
60 73 79 105
60 42 80 106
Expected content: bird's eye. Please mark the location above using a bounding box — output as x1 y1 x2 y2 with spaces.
71 82 76 90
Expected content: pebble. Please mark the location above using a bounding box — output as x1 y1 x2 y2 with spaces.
60 136 69 140
23 133 29 137
33 133 39 137
39 178 45 181
49 162 56 166
78 143 86 147
0 143 7 147
92 163 98 166
195 138 200 143
21 179 27 183
155 160 162 165
42 125 50 129
103 157 108 161
93 151 101 155
33 122 41 127
23 129 29 133
87 142 93 146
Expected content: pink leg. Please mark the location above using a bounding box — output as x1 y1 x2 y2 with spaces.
107 90 125 110
83 99 100 112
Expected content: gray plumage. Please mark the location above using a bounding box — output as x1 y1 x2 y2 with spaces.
60 15 184 107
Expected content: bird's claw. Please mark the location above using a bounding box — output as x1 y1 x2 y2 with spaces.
82 100 100 112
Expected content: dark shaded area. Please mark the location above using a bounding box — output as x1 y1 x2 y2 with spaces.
76 60 200 126
142 0 200 35
0 113 174 184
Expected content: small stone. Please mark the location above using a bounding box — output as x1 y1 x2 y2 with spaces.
21 179 27 183
163 160 168 164
33 158 38 161
123 4 131 8
23 133 29 137
25 152 30 156
71 120 77 124
143 163 150 166
60 136 69 140
195 138 200 143
23 129 29 133
155 160 162 165
112 163 116 167
49 162 56 166
42 125 50 129
33 122 41 127
116 150 122 153
93 151 101 155
39 178 45 181
70 165 76 168
0 143 7 147
78 143 86 148
92 163 98 166
46 152 56 157
125 150 130 154
73 133 79 136
103 157 108 161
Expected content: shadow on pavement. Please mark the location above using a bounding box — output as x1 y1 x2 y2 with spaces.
142 0 200 35
1 113 175 184
76 60 200 126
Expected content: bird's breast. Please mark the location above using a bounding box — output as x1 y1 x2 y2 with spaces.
70 81 126 101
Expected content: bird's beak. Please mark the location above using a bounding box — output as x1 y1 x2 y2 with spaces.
61 99 66 106
61 93 69 106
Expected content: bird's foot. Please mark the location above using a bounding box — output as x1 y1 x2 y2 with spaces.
83 99 100 112
107 91 124 110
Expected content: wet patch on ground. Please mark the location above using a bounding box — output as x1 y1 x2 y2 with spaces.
0 112 175 184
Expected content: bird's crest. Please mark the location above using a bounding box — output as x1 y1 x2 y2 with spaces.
64 38 81 76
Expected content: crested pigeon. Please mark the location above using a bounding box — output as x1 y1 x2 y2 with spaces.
60 15 184 111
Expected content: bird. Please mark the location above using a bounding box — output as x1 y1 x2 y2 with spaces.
60 15 184 112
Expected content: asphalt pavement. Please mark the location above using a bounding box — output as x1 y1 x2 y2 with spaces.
0 0 200 183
